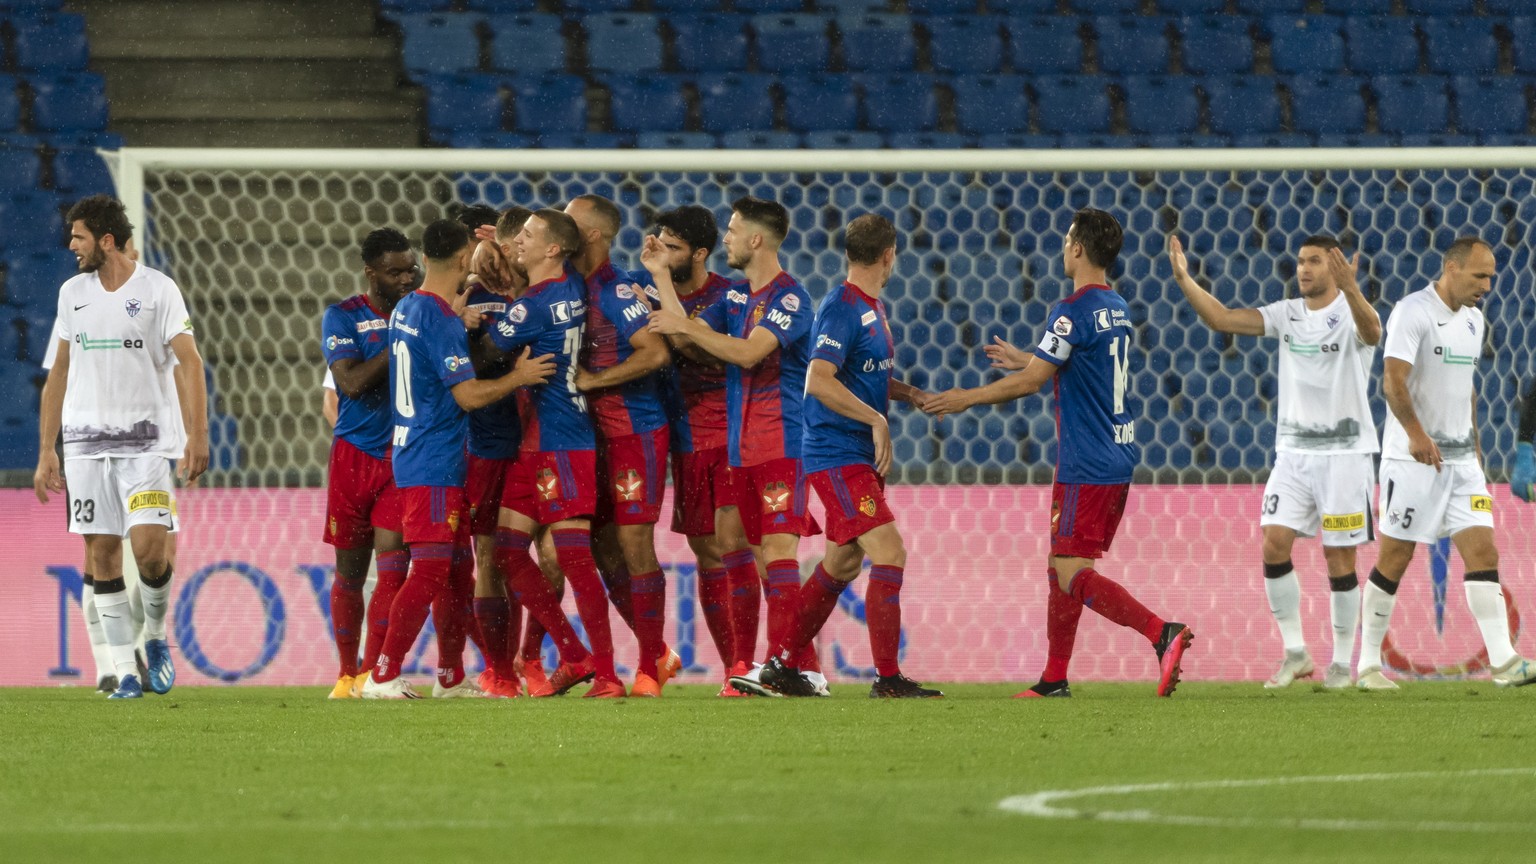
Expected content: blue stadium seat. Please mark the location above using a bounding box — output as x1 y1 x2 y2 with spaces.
463 0 538 11
1121 76 1199 135
1032 76 1110 134
1398 133 1476 146
11 13 88 72
533 132 630 148
1004 17 1083 74
0 362 40 424
838 15 915 72
444 131 532 148
1265 14 1344 75
649 0 721 8
1404 0 1475 11
735 0 807 11
857 73 938 133
1156 0 1225 12
508 74 586 134
487 14 565 74
1179 17 1254 75
636 131 716 148
0 149 41 193
381 0 455 12
1486 0 1528 12
781 74 858 132
1232 132 1315 147
1094 17 1172 76
719 130 802 148
1342 18 1420 76
605 75 687 133
751 14 831 73
1203 76 1280 135
583 13 664 74
1511 19 1536 75
1321 0 1390 11
975 133 1058 149
1420 20 1500 76
907 0 977 11
1287 74 1365 136
0 78 19 132
1234 0 1306 10
397 13 482 76
671 14 749 72
887 131 966 148
420 75 502 142
695 73 774 133
1068 0 1138 11
1372 75 1449 136
549 0 633 11
1452 76 1528 137
29 74 108 133
803 130 883 148
50 149 114 195
951 75 1028 136
5 251 76 311
988 0 1057 12
0 0 65 14
923 17 1004 74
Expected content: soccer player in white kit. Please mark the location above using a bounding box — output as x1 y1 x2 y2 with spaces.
1358 237 1536 690
1169 234 1380 689
34 195 209 700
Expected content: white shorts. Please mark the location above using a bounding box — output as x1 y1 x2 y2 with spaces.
64 456 180 536
1259 451 1376 547
1377 458 1494 544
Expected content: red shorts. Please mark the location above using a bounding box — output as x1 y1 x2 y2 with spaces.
502 449 598 525
670 445 734 537
1051 482 1130 558
731 457 821 546
323 437 403 547
465 453 514 536
399 485 470 546
595 426 669 526
809 463 895 546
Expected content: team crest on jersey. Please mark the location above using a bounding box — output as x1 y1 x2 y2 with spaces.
749 303 767 328
1052 315 1073 336
1467 319 1476 335
1326 312 1341 330
125 298 142 318
510 304 528 324
781 293 800 312
536 468 560 501
615 469 644 502
762 481 790 514
329 517 338 538
858 495 877 517
447 511 460 532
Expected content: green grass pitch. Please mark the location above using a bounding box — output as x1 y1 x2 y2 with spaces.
5 682 1535 863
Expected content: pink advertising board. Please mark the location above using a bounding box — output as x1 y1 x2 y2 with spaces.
3 486 1534 687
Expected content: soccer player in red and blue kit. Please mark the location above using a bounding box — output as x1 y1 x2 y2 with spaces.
565 194 680 697
926 209 1193 698
648 196 823 693
319 227 417 699
751 214 942 698
361 219 554 699
485 208 628 698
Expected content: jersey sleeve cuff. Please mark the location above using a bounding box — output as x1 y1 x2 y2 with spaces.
324 349 363 364
810 348 846 366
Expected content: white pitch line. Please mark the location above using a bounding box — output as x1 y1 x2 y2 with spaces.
997 767 1536 834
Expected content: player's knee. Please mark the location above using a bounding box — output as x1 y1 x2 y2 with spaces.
139 557 170 584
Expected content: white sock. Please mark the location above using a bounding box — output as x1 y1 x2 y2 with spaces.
1264 569 1306 652
128 579 145 637
1464 578 1516 669
1358 578 1398 671
95 588 141 681
82 580 113 682
139 576 171 641
1329 582 1360 668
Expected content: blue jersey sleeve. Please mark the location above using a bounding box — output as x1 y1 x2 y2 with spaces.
488 298 539 354
763 288 813 349
1032 300 1082 367
429 315 476 388
809 301 858 368
697 295 729 333
321 306 363 365
607 279 654 346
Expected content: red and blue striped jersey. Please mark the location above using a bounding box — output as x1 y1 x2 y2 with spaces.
320 294 392 458
463 284 521 460
582 259 668 439
388 290 475 489
802 282 893 474
697 271 813 467
661 272 731 455
486 267 595 453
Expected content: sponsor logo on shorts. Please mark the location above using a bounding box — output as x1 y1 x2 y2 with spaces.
1471 495 1493 513
762 481 790 514
510 304 528 324
128 490 172 512
858 495 878 518
1321 512 1366 532
536 468 560 501
125 298 142 318
615 469 644 502
781 294 800 312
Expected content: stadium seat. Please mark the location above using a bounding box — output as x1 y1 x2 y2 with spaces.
605 75 688 133
1372 75 1449 136
11 14 88 72
1451 76 1529 137
923 17 1004 74
636 131 716 149
396 13 483 76
907 0 977 12
1004 17 1083 74
670 14 749 73
381 0 455 12
1068 0 1138 11
0 78 19 132
803 130 883 148
583 13 664 74
1265 15 1344 75
1486 0 1529 12
0 0 65 14
1179 18 1254 76
886 132 966 148
975 132 1058 149
533 132 630 148
735 0 807 11
1420 20 1500 76
950 75 1028 136
857 73 938 133
1202 76 1280 136
718 130 801 148
1121 76 1199 136
817 0 890 14
0 361 40 423
50 148 114 195
1232 132 1315 147
0 149 41 193
29 74 109 133
1094 17 1172 76
838 15 916 73
781 74 858 132
444 131 532 148
1286 74 1365 136
1342 18 1420 76
4 251 76 312
508 75 586 134
987 0 1057 12
1234 0 1306 11
751 15 831 73
695 73 774 133
487 14 565 74
1321 0 1391 11
419 75 502 141
1403 0 1475 11
463 0 539 11
1156 0 1225 12
1032 76 1110 134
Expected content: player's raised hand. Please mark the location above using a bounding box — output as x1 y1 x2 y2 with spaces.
1512 442 1535 503
983 335 1030 371
1167 235 1190 279
639 234 667 277
1329 247 1361 292
923 388 974 417
33 449 62 504
647 309 689 335
508 347 557 388
1408 429 1443 472
179 435 210 486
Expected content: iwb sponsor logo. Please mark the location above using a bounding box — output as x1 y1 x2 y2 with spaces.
767 308 794 330
621 301 650 323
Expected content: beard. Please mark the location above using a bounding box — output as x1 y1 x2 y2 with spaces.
77 247 106 272
669 263 693 284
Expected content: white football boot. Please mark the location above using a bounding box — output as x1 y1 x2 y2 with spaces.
1355 666 1399 691
1263 649 1315 689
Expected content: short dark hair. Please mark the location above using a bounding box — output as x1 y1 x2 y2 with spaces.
453 203 501 231
532 208 581 259
1444 235 1492 266
360 227 410 266
655 205 719 254
1299 235 1340 253
732 196 789 243
843 214 897 266
496 206 533 241
65 195 133 247
422 218 471 261
1069 208 1123 270
571 194 623 240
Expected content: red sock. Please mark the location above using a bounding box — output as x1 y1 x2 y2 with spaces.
1068 567 1165 643
723 549 760 668
373 543 451 683
631 569 667 678
361 548 408 673
505 596 523 674
474 596 510 676
433 545 474 688
498 528 587 663
330 573 366 678
764 559 801 663
776 564 843 663
697 567 732 666
520 581 558 661
1042 567 1083 682
865 564 904 677
602 563 636 632
552 528 617 681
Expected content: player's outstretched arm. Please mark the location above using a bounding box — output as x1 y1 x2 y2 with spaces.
33 338 68 503
1513 379 1536 502
576 327 671 393
648 312 777 369
807 359 893 475
1383 357 1442 472
889 378 931 405
1330 248 1382 346
1167 235 1264 336
923 357 1057 417
982 335 1031 371
170 333 210 484
450 347 556 411
330 353 390 399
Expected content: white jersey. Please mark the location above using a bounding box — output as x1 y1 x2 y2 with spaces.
1381 283 1483 466
55 263 193 460
1257 293 1378 454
